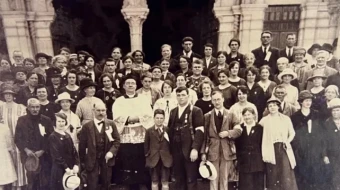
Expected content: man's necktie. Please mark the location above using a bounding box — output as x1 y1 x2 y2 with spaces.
218 111 222 118
166 100 169 113
288 48 292 57
264 47 267 57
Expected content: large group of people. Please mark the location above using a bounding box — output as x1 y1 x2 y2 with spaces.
0 31 339 190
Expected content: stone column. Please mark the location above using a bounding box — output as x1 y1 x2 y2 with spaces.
213 0 235 52
328 1 339 43
1 11 34 58
29 0 55 56
239 3 267 53
121 0 149 52
298 2 320 48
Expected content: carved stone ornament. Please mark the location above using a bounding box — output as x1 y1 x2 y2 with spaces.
123 0 147 9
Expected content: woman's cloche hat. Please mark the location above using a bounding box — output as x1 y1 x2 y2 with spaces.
55 92 75 104
278 68 297 81
199 161 217 180
307 72 327 82
266 96 281 106
298 90 313 102
328 98 340 110
0 85 16 95
79 78 97 90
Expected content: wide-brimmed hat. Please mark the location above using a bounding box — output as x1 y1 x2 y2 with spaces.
328 98 340 110
35 52 52 61
69 54 78 59
307 73 327 82
293 47 306 55
199 161 217 180
298 90 313 102
63 173 81 190
79 78 97 90
0 85 16 95
321 43 334 53
25 155 40 172
267 97 281 106
55 92 75 104
46 67 62 78
307 43 322 55
278 68 297 81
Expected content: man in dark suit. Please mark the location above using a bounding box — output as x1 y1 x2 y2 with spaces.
79 101 120 190
251 31 280 74
168 86 204 190
202 43 217 76
144 109 173 190
279 33 297 63
14 98 54 190
226 38 245 68
175 37 202 65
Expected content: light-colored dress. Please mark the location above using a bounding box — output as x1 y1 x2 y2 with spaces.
76 96 104 125
0 103 27 186
0 124 17 185
153 97 178 126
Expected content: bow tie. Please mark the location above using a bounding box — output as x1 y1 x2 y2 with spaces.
97 121 104 125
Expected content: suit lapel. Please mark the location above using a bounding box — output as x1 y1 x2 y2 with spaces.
221 109 229 130
170 107 179 127
89 121 96 147
210 110 217 134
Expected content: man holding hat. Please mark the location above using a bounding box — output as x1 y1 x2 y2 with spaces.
175 37 202 64
79 101 120 190
201 90 241 190
14 98 54 190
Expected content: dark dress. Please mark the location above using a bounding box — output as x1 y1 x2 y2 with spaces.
291 110 330 190
310 89 326 112
40 102 60 122
194 98 214 115
49 131 79 190
228 78 246 88
214 85 237 109
95 89 121 119
246 83 266 120
235 123 264 190
16 86 36 105
59 87 81 113
324 118 340 190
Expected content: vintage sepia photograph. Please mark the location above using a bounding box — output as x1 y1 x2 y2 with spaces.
0 0 339 189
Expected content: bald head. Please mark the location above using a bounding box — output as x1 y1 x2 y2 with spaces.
93 101 107 120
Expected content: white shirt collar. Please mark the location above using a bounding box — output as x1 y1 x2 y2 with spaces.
94 117 104 124
183 50 192 57
262 45 270 52
214 108 224 114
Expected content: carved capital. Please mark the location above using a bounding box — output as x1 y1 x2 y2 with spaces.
123 0 148 9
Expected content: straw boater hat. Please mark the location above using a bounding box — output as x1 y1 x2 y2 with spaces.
55 92 75 104
199 161 217 180
307 73 327 82
298 90 313 102
278 68 297 81
63 173 81 190
328 98 340 110
69 54 78 59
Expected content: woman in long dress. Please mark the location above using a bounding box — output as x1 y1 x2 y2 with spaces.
260 97 298 190
0 123 17 190
0 85 27 189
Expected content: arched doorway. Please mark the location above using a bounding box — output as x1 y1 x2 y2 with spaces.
51 0 130 59
143 0 218 65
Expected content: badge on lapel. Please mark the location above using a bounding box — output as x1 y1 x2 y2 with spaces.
105 125 114 142
164 132 170 142
38 124 46 136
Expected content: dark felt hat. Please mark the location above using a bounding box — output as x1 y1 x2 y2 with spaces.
79 78 97 90
12 66 27 76
35 52 52 61
298 90 313 102
25 155 40 172
307 44 322 55
182 36 194 43
46 67 62 78
321 43 334 53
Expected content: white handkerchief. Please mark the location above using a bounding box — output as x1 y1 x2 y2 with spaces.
38 124 46 136
164 132 169 142
307 120 312 134
105 126 114 142
265 51 272 61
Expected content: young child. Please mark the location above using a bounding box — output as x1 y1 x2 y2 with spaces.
144 109 173 190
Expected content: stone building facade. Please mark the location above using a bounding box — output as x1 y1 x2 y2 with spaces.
0 0 339 60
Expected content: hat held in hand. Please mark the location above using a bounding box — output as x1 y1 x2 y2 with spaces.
199 161 217 180
24 155 40 172
63 173 81 190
